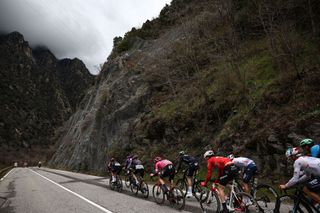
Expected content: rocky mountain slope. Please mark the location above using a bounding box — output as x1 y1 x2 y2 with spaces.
50 0 320 178
0 32 94 165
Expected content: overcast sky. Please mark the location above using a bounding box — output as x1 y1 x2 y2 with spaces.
0 0 171 74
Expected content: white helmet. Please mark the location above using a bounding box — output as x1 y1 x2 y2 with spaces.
227 154 234 160
204 150 214 158
285 147 301 158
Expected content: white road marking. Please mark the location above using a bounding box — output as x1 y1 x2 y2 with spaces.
0 168 14 181
29 169 113 213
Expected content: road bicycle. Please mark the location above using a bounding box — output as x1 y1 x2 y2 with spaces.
199 181 221 213
274 185 320 213
200 178 259 213
175 168 203 200
109 173 123 192
249 175 279 212
130 173 149 198
150 174 185 210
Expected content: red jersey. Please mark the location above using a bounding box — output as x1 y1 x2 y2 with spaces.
205 156 232 183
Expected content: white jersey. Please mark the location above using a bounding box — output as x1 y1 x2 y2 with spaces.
232 157 255 168
285 156 320 188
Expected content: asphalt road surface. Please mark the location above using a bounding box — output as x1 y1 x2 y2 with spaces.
0 167 202 213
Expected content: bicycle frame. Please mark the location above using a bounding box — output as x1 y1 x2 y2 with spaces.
227 179 240 210
292 188 318 212
275 186 318 213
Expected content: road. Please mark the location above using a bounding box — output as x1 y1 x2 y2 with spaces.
0 167 202 213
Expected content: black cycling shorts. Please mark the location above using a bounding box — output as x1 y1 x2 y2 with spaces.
186 162 199 177
306 177 320 193
243 163 257 183
133 164 145 178
111 165 122 174
159 164 175 181
219 164 238 186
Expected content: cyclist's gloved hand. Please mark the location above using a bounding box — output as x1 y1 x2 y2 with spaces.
201 181 207 187
279 184 286 190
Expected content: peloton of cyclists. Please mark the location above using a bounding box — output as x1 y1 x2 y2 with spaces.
175 150 200 198
201 150 239 213
279 147 320 207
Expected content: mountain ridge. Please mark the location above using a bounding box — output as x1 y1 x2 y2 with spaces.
0 31 94 165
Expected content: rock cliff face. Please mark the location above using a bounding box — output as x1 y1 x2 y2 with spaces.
50 0 320 178
0 32 94 164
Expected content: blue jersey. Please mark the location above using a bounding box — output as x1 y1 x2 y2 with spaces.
310 144 320 158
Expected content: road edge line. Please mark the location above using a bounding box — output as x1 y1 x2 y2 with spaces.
29 169 113 213
0 169 14 181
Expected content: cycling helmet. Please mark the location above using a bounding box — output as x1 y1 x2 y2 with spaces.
110 158 115 162
153 156 162 163
300 138 314 147
203 150 214 158
285 147 301 158
179 151 186 156
227 154 234 160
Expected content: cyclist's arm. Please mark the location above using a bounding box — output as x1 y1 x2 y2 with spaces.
205 162 213 183
285 160 309 188
155 162 160 175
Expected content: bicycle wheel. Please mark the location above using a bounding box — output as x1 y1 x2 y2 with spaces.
152 184 165 204
274 194 313 213
193 180 204 201
140 181 149 198
170 187 185 210
253 184 278 213
200 189 221 213
109 178 115 190
176 179 187 196
130 176 139 194
116 176 123 192
229 192 259 212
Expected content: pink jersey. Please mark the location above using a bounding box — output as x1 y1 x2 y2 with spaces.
155 159 173 174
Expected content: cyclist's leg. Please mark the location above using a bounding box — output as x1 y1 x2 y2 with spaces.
242 164 257 193
304 177 320 204
167 166 175 191
111 171 117 182
158 170 168 193
186 165 196 197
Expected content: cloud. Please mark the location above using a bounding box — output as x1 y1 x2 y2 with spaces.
0 0 171 74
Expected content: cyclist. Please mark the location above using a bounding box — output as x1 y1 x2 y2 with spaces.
124 154 133 172
176 150 199 198
150 157 175 195
279 147 320 206
107 158 122 183
227 154 257 194
300 138 320 158
201 150 238 213
127 155 145 186
38 161 42 168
